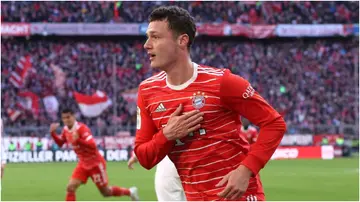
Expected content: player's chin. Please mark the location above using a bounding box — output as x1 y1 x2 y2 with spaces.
150 61 163 70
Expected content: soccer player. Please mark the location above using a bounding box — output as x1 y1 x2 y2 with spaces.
134 6 286 201
50 108 139 201
128 154 185 201
240 117 258 145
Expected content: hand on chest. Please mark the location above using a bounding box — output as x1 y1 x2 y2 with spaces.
149 91 224 129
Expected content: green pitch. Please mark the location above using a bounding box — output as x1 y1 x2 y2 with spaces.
1 158 359 201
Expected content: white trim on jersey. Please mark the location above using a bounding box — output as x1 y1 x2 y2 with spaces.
197 70 224 76
64 121 79 132
141 74 167 85
177 151 243 170
192 78 218 84
179 163 241 178
142 71 166 84
182 175 224 185
142 85 167 91
166 62 198 90
171 140 223 153
177 147 238 164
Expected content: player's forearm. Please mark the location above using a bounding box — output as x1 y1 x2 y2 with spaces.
76 138 97 149
51 132 65 147
240 116 286 175
134 130 174 170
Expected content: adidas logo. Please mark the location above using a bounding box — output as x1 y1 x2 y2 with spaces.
155 103 166 112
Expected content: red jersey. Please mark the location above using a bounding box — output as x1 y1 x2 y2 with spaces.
135 63 286 200
240 125 258 145
51 122 103 170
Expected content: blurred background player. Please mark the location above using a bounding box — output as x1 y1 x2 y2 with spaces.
50 108 139 201
240 117 258 145
128 155 185 201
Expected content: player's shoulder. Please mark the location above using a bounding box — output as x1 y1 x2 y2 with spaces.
197 64 228 78
77 122 90 131
139 71 166 88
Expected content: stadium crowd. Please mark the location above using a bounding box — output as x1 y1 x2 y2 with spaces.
1 37 358 136
1 1 359 24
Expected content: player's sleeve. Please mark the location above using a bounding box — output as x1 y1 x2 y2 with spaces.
134 87 175 170
51 130 66 147
220 70 287 175
75 126 96 149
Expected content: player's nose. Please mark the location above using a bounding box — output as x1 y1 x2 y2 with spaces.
144 39 152 50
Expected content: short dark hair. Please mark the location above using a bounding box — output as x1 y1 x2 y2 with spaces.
61 108 74 115
149 6 196 48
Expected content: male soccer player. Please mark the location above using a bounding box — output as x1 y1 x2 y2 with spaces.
50 108 139 201
134 6 286 201
240 117 259 145
128 154 185 201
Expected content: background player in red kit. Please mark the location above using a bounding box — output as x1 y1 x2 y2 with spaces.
50 108 139 201
134 6 286 201
240 117 259 145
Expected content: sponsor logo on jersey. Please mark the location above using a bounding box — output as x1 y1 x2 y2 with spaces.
154 103 166 112
242 85 255 99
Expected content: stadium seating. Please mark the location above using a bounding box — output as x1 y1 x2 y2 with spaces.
1 1 359 24
1 2 358 136
1 37 358 135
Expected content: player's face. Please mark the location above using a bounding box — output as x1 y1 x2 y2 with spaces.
61 113 75 128
144 20 179 70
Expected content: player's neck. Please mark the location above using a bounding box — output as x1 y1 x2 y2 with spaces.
67 124 74 129
165 59 194 86
67 121 77 130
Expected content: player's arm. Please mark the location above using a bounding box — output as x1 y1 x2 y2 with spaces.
50 123 66 147
73 126 96 149
134 88 175 170
220 70 287 176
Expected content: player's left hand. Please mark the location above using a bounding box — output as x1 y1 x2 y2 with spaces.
216 165 253 200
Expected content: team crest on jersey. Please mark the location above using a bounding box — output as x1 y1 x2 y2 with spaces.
190 91 207 109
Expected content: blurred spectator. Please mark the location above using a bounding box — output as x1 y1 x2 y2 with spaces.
8 141 16 151
36 138 43 151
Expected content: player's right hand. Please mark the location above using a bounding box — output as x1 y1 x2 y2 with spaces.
49 123 60 133
163 104 204 141
127 156 138 170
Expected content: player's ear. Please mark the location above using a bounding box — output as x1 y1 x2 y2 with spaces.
177 34 189 50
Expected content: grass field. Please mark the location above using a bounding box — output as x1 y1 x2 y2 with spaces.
1 158 359 201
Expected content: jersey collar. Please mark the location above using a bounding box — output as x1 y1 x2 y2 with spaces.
166 62 198 91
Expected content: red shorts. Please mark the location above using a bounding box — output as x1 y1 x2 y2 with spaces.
71 161 108 189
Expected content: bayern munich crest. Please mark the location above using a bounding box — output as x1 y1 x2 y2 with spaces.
190 91 207 109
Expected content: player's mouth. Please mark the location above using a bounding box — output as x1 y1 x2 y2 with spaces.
149 54 156 61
